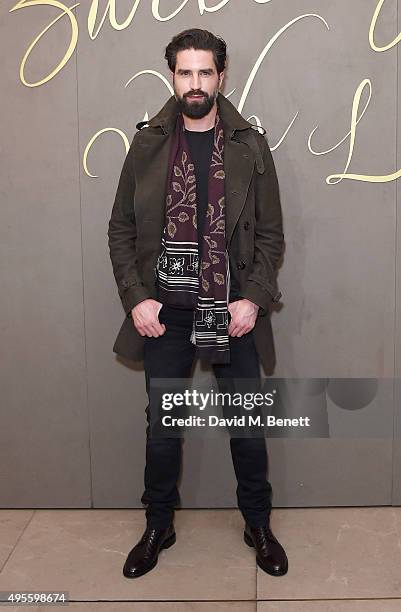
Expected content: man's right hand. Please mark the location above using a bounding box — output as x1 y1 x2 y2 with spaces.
131 299 166 337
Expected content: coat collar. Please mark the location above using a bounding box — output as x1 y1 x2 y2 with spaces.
135 93 259 249
147 91 253 137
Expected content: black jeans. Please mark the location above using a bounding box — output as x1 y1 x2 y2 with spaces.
141 304 273 529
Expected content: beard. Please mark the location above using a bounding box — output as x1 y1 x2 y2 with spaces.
175 86 219 119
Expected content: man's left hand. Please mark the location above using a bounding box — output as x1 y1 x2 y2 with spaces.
228 299 259 337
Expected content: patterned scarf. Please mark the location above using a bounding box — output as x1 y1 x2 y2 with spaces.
155 112 231 364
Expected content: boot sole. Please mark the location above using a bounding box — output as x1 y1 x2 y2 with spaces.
243 531 288 576
123 531 176 579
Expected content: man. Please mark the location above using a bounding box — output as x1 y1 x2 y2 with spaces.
108 28 287 578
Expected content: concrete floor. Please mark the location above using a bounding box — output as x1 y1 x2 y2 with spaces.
1 507 401 610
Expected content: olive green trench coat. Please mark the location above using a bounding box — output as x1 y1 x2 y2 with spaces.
107 92 284 373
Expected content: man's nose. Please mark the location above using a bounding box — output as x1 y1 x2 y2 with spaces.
190 73 201 91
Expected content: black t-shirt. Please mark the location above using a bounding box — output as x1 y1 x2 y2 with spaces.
184 127 240 302
184 126 214 247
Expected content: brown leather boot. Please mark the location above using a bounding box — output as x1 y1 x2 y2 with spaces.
244 523 288 576
123 523 176 578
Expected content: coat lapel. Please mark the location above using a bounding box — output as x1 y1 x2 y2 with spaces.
223 135 255 247
132 130 172 250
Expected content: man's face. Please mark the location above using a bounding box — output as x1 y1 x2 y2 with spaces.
172 48 224 119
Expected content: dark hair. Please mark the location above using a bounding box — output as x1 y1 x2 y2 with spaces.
165 28 227 74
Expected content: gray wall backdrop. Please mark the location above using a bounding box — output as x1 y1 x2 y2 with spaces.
1 0 400 508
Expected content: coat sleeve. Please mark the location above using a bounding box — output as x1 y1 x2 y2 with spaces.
239 133 284 316
107 134 152 316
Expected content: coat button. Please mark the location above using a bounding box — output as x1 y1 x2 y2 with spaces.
237 260 246 270
243 221 250 230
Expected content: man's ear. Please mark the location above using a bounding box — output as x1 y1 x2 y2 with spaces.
219 71 225 89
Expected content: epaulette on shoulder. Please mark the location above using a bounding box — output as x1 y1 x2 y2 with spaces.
241 126 266 173
249 123 266 136
136 120 149 131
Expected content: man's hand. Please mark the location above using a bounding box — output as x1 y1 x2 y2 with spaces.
228 299 259 337
131 299 166 337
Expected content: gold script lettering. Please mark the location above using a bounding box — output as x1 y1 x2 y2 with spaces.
236 14 328 146
84 128 130 178
125 69 174 94
308 82 371 158
152 0 190 21
88 0 260 35
9 0 79 87
88 0 141 39
369 0 400 52
326 79 401 183
237 14 329 114
198 0 230 14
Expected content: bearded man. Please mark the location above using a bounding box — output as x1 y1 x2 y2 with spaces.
108 28 287 579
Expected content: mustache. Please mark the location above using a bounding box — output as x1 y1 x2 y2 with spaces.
184 91 207 98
